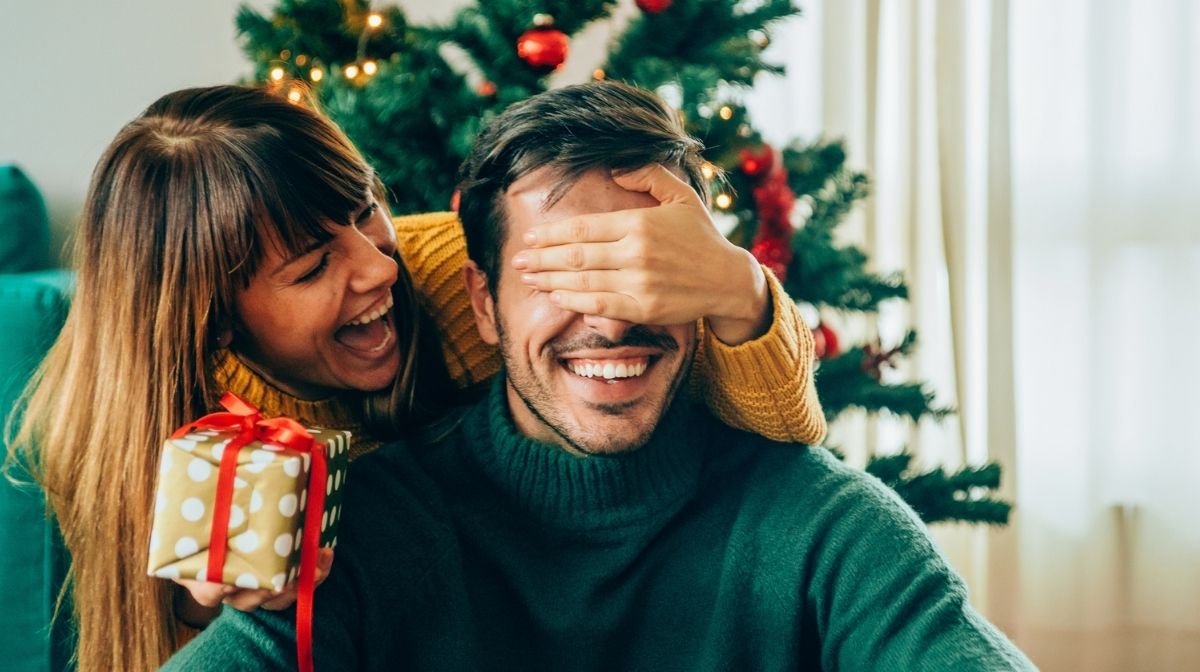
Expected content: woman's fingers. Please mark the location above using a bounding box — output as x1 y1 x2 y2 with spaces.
514 241 629 272
520 163 703 250
222 588 279 612
521 270 625 294
174 578 233 608
610 164 698 206
175 548 337 614
521 213 628 247
548 291 643 322
260 588 299 611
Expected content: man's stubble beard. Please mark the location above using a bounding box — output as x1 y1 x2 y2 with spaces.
495 313 694 456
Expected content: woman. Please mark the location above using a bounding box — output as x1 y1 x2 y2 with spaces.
9 85 824 671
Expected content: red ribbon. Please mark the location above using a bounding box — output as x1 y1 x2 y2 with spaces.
174 392 326 672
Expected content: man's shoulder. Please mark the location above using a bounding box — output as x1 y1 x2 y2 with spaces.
704 416 850 486
703 417 922 532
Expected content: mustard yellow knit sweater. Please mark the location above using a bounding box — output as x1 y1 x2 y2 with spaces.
211 212 825 456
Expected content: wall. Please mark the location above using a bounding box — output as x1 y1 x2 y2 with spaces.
0 0 465 262
0 0 263 261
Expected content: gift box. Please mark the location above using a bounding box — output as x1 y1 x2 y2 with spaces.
146 395 351 592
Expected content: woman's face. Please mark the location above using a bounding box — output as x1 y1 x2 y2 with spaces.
232 199 403 399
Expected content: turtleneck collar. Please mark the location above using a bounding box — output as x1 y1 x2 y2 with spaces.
208 349 382 458
459 376 708 533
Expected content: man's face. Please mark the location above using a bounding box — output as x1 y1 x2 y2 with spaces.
465 168 696 455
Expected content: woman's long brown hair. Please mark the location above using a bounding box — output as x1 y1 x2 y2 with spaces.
6 85 448 670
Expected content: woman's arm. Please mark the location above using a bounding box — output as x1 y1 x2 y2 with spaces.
393 198 825 445
691 268 825 444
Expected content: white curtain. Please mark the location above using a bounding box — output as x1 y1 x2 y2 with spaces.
746 0 1013 620
1010 0 1200 668
749 0 1200 669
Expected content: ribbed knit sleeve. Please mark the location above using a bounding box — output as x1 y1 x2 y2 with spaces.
690 268 827 445
393 213 825 445
392 212 502 387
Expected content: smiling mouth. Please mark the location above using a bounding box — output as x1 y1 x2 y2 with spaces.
562 356 653 382
335 295 395 354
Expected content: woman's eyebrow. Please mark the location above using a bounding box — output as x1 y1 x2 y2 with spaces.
354 200 377 224
272 239 326 278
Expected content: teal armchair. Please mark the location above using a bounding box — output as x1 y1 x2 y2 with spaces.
0 164 75 672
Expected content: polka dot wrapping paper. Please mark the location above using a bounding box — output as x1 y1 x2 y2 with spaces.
145 423 351 591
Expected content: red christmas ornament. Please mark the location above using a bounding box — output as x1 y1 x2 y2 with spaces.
813 322 840 360
750 235 791 281
517 27 569 72
636 0 674 13
739 144 774 178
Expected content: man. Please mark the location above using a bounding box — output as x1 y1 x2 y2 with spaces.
165 82 1034 671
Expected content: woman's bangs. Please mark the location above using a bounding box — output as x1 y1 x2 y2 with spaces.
252 146 374 262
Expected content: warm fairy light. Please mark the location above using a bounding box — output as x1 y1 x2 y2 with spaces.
287 88 303 103
367 13 383 29
362 60 378 75
715 193 733 209
296 54 308 66
344 64 359 78
280 49 291 60
592 68 606 80
310 67 324 82
718 105 734 120
701 163 716 180
270 67 285 81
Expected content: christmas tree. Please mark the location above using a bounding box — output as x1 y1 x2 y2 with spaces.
236 0 1009 526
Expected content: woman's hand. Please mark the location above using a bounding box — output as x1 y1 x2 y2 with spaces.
512 164 770 345
174 547 335 624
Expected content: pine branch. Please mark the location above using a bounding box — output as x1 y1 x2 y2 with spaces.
865 454 1012 526
318 44 483 214
815 344 951 422
605 0 799 101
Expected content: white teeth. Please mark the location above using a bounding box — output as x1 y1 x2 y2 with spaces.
345 295 395 326
568 360 648 380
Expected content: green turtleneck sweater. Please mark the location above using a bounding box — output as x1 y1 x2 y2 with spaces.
163 379 1034 671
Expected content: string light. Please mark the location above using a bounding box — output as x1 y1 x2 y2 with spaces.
280 49 291 60
367 13 383 29
270 67 285 81
344 64 359 78
592 68 606 80
310 67 324 82
295 54 308 66
287 88 303 103
362 60 378 76
715 193 733 209
701 163 716 180
718 106 734 120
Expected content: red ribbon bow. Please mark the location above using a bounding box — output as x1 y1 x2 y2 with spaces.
173 392 326 672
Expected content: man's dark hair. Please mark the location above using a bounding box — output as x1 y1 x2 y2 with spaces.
457 80 709 294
